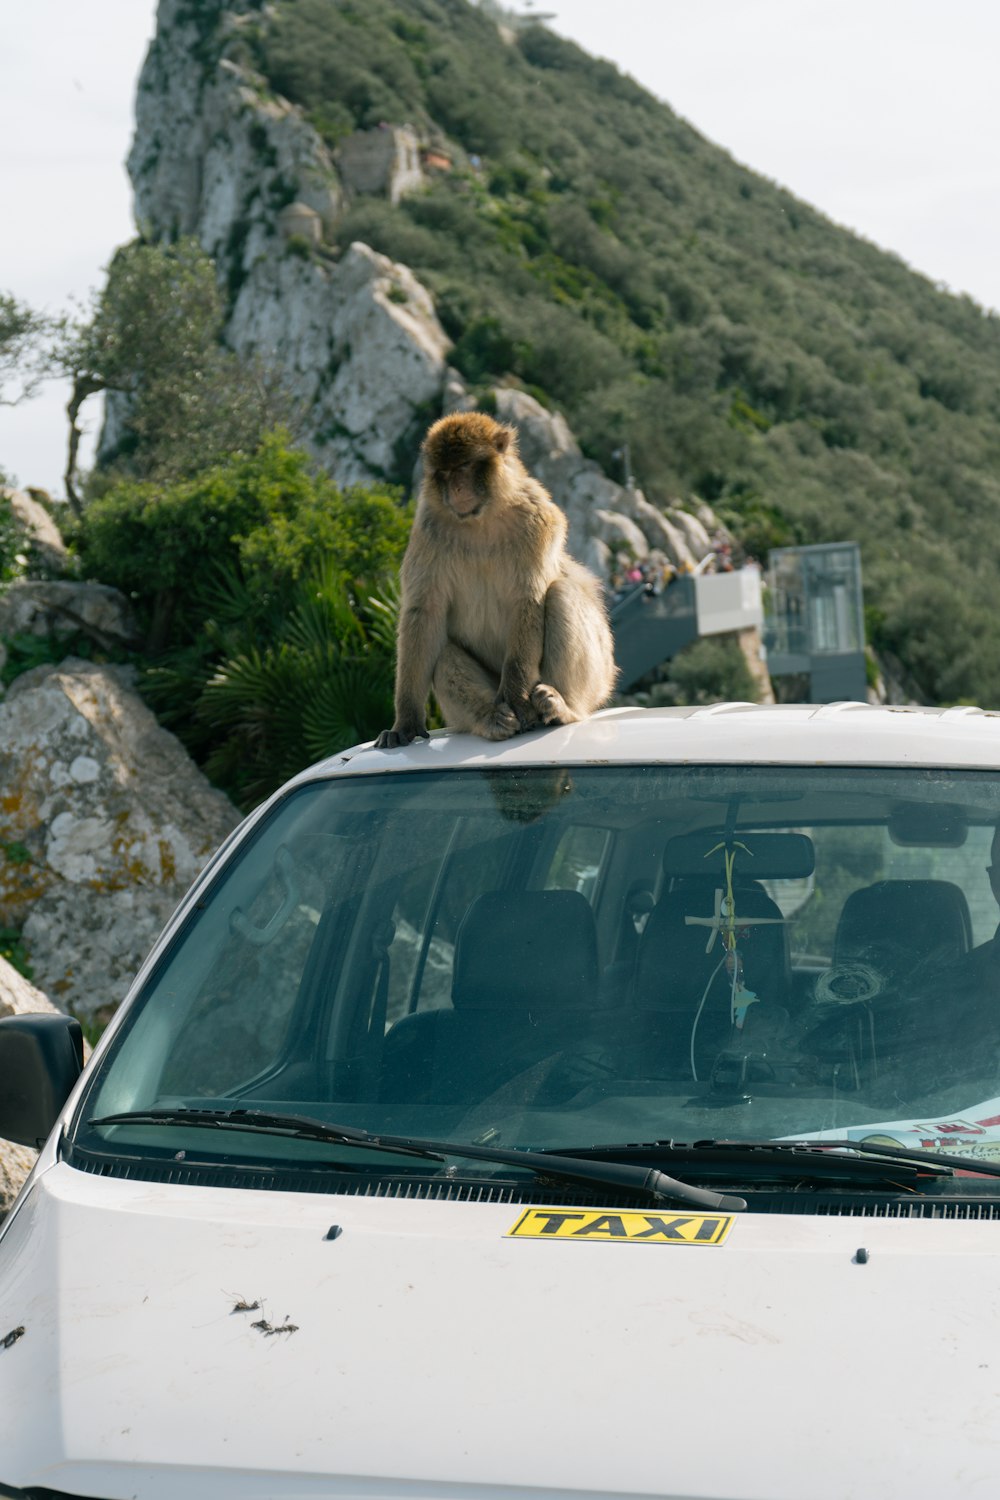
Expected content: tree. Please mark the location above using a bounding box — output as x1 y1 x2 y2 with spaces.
0 292 52 407
60 239 294 513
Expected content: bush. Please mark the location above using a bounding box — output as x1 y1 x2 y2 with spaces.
76 435 413 806
662 636 760 707
77 432 411 653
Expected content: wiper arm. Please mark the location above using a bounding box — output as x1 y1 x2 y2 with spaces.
551 1137 954 1186
88 1108 746 1212
702 1136 1000 1179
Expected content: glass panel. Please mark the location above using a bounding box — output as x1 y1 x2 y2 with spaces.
544 825 610 900
78 765 1000 1171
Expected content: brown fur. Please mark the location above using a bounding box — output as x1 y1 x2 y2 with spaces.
376 412 617 746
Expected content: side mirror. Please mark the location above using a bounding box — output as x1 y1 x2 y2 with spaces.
0 1013 84 1148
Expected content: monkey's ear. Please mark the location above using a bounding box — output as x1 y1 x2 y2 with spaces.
492 424 516 455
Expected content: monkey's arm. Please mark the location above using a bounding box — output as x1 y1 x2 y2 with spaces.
498 594 546 728
375 597 447 749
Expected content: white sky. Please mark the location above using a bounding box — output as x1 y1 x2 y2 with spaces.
2 0 999 497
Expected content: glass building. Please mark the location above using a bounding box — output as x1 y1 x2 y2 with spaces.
764 543 866 702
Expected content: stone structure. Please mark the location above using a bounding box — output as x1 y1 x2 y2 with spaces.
338 125 423 204
0 659 240 1021
277 201 323 247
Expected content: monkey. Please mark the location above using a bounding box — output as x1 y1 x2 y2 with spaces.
376 412 617 747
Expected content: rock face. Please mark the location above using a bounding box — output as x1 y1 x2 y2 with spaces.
2 488 69 574
0 958 66 1217
0 581 138 663
0 659 240 1020
444 378 718 578
126 0 451 487
125 1 751 583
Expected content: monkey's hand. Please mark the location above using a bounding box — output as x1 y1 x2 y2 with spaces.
375 721 430 749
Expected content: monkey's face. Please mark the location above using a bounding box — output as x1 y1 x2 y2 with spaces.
422 413 515 521
433 457 495 519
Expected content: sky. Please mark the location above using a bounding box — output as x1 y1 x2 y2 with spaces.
2 0 999 498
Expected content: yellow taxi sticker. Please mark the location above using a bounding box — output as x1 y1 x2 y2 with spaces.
506 1207 735 1245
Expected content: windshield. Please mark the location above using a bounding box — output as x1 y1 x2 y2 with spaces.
75 764 1000 1174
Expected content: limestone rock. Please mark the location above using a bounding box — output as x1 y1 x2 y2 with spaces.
0 954 63 1021
666 506 714 560
126 1 450 487
0 1135 36 1219
0 958 65 1217
463 385 713 576
2 488 68 572
0 580 138 649
0 659 240 1020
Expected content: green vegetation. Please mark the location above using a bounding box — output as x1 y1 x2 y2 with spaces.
0 925 32 980
0 494 22 587
59 238 296 511
245 0 1000 707
642 636 761 709
0 291 52 410
78 434 410 805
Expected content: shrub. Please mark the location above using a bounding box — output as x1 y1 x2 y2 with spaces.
664 636 760 707
77 432 411 654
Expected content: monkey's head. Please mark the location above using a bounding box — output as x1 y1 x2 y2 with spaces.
421 412 518 520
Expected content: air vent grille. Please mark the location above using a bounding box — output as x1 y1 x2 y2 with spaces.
63 1150 1000 1216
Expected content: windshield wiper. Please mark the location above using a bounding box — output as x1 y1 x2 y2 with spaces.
87 1107 746 1212
700 1136 1000 1179
550 1137 958 1187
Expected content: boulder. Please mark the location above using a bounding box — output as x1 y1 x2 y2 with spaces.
2 488 69 573
0 954 63 1021
0 957 64 1218
0 1136 36 1221
0 580 138 650
0 659 241 1021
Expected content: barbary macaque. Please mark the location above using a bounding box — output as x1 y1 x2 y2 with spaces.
376 412 617 747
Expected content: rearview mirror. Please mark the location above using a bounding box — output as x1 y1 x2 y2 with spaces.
664 831 815 879
0 1013 84 1148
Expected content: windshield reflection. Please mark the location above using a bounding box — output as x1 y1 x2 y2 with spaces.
77 766 1000 1178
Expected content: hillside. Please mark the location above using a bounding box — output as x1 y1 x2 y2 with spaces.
140 0 1000 706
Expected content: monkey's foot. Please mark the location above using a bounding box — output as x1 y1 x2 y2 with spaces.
530 684 580 726
475 702 521 741
375 724 429 748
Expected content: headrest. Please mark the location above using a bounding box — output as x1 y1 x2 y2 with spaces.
452 890 599 1011
638 882 790 1009
834 880 972 976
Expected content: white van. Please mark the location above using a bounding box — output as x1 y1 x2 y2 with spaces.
5 703 1000 1499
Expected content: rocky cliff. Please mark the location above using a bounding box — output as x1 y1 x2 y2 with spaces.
124 0 727 581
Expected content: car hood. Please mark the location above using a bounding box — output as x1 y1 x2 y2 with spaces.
4 1162 1000 1500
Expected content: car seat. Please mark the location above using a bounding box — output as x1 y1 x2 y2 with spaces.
379 889 601 1105
832 879 972 992
634 878 790 1081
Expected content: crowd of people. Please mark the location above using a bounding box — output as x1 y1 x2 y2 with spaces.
609 531 741 603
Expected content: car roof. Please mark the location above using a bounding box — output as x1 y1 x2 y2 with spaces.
295 703 1000 785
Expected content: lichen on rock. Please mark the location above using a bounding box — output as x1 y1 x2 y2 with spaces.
0 659 240 1021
